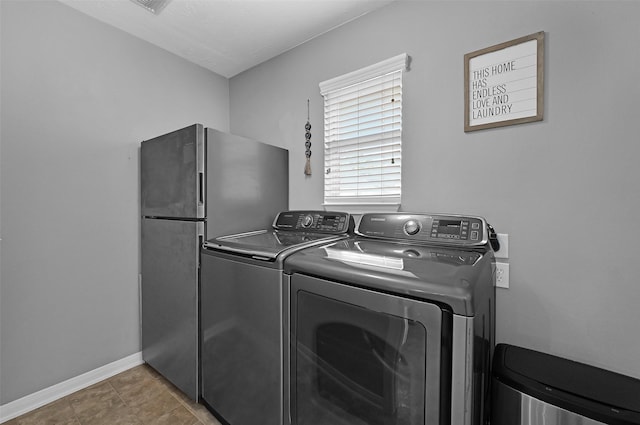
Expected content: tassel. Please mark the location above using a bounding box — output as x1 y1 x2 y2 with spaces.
304 157 312 176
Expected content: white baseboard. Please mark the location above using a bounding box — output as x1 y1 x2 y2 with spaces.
0 352 143 423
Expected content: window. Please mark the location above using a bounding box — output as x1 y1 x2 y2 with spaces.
320 54 407 208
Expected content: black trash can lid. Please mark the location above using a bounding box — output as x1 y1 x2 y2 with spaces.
493 344 640 425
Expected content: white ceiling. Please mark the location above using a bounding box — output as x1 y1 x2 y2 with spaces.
58 0 396 78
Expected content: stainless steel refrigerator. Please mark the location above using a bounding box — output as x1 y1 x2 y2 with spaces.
140 124 288 401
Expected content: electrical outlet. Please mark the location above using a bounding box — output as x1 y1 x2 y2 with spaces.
495 262 509 288
494 233 509 259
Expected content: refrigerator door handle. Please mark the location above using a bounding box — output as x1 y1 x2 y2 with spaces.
198 222 205 267
199 172 204 206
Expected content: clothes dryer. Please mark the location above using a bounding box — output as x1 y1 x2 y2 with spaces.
283 213 499 425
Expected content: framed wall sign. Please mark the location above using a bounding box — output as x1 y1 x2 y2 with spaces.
464 31 545 132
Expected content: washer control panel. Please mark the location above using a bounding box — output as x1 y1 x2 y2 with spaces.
273 210 351 234
357 213 489 246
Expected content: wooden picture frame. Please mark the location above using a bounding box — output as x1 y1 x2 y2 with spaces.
464 31 545 132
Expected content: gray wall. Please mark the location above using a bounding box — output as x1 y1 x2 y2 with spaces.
0 0 229 404
230 1 640 379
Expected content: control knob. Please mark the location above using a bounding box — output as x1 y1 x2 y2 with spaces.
403 219 421 236
301 214 314 228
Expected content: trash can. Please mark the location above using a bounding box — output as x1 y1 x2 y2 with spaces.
492 344 640 425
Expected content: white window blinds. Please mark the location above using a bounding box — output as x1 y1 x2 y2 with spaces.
320 54 407 206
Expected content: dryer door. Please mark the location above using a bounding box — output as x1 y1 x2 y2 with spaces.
289 273 450 425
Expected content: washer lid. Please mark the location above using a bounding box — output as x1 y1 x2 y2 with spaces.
203 229 344 260
203 210 353 260
284 238 492 316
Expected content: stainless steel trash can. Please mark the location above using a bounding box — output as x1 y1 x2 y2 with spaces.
491 344 640 425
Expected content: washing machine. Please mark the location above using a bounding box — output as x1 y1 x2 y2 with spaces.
283 212 499 425
200 210 353 425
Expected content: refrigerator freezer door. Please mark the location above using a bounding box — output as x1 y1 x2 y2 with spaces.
141 218 203 401
141 124 205 219
205 129 289 239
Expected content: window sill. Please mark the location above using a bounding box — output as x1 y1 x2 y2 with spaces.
322 203 400 216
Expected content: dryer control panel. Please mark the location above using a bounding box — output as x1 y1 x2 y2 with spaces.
273 211 351 234
357 213 489 247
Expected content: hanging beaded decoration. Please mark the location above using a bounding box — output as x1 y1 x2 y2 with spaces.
304 99 312 176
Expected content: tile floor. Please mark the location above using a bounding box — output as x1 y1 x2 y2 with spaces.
5 364 222 425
